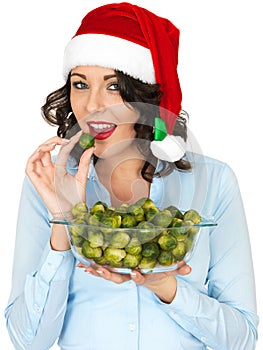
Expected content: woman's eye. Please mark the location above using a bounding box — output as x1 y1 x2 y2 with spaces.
72 81 88 89
108 82 119 91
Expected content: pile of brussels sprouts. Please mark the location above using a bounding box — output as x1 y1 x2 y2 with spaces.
69 198 202 270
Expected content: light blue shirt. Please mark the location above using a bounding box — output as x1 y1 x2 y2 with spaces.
5 153 259 349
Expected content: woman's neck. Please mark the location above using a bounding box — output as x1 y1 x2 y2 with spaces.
95 149 151 206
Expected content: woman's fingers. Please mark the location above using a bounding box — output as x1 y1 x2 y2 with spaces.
76 147 95 184
55 131 82 173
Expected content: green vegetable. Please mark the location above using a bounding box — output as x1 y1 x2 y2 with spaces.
142 242 159 259
183 209 201 224
82 241 102 259
121 214 137 228
158 250 174 266
86 213 102 226
101 215 122 228
158 233 178 251
183 220 200 236
71 235 85 247
139 257 157 269
165 205 184 219
69 218 87 237
150 209 173 227
69 198 203 270
127 204 145 222
71 202 88 218
104 247 126 265
110 231 130 249
171 241 187 261
123 254 142 268
136 221 157 243
145 207 159 221
87 229 104 248
125 237 142 255
79 132 95 149
90 201 107 215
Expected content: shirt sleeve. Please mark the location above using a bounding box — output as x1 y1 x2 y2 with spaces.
5 176 75 349
156 164 259 350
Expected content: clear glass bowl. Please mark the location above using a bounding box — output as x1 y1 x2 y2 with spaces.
50 216 216 274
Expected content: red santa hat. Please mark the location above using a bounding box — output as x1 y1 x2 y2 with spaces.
63 2 185 162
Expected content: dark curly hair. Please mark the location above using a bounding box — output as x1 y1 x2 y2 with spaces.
41 70 191 182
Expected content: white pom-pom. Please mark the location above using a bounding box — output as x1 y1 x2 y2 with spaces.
150 135 186 162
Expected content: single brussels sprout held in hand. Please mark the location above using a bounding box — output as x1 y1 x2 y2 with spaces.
79 132 95 149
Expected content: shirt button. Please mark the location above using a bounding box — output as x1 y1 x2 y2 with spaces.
169 310 175 316
129 281 135 288
48 262 57 270
34 304 41 313
201 336 206 343
128 323 136 331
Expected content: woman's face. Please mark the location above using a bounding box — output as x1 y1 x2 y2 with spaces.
70 65 139 157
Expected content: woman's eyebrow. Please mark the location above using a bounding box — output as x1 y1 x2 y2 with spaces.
104 74 117 81
70 73 116 81
70 73 86 79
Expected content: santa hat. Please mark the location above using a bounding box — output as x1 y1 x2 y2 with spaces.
63 2 185 162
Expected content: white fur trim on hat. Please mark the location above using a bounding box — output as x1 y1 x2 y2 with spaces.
63 34 155 83
150 135 186 162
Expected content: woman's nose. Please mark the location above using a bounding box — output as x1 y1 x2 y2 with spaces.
85 89 104 114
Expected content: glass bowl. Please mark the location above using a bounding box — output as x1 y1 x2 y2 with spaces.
50 213 216 274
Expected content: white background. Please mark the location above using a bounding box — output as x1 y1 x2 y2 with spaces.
0 0 262 348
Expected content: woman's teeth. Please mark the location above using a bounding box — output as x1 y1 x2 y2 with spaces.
89 123 115 132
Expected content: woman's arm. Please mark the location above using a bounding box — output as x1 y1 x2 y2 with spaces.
155 164 259 350
5 176 75 349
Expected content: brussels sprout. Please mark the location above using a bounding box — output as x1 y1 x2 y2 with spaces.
108 260 124 268
136 221 157 243
127 204 145 222
79 132 95 149
150 210 173 227
71 202 88 218
141 198 157 211
135 197 149 207
123 253 142 268
106 206 117 213
145 207 159 221
104 247 126 264
183 209 201 224
121 214 137 228
165 205 184 219
87 229 104 248
184 236 194 251
142 242 159 258
69 218 87 237
171 241 187 261
183 220 199 236
169 217 183 228
158 251 174 266
86 213 102 226
93 255 108 265
139 257 157 269
110 231 130 249
71 235 85 247
125 237 142 255
101 215 122 228
90 201 107 215
118 203 130 213
158 233 178 251
82 241 103 259
172 232 188 242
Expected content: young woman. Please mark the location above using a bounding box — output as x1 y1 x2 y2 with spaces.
5 3 258 349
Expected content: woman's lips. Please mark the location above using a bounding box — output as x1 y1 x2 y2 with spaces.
87 122 116 140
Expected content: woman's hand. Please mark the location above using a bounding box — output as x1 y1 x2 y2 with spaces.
77 261 191 303
26 131 94 216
